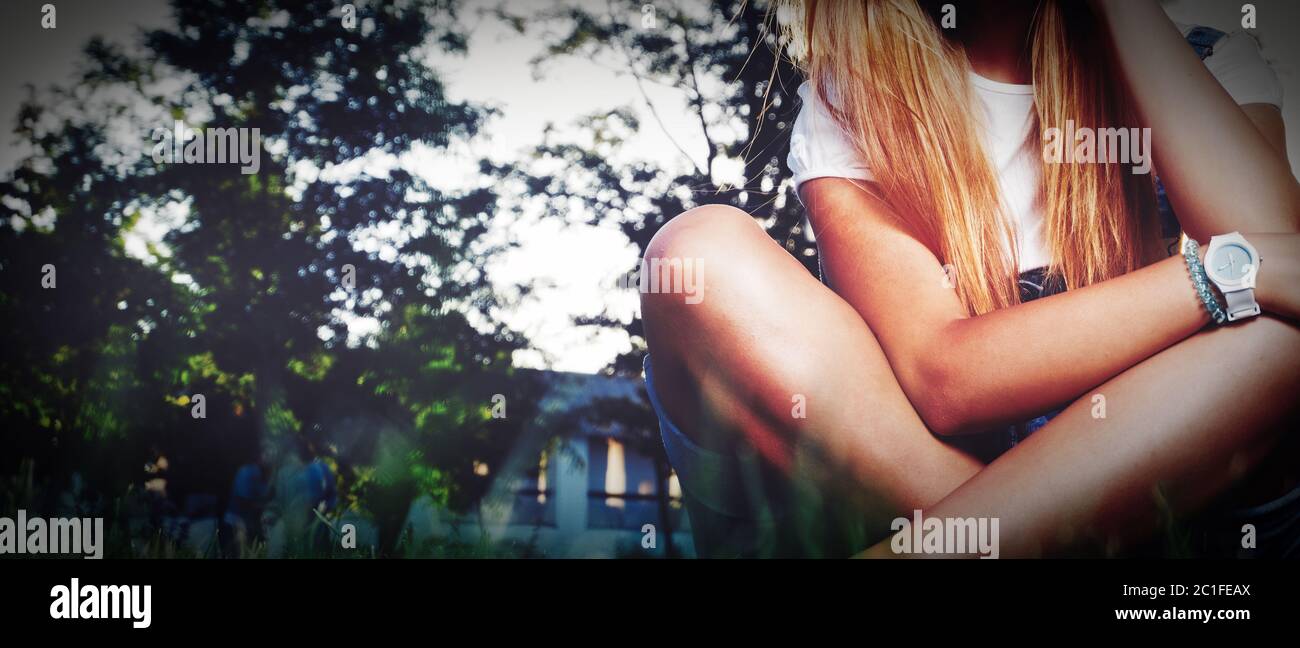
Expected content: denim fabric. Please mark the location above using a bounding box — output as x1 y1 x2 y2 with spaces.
643 355 785 557
644 355 764 521
1193 481 1300 559
644 355 892 557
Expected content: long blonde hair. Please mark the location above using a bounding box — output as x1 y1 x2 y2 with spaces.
780 0 1159 315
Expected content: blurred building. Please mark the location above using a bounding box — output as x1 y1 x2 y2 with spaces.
415 368 695 558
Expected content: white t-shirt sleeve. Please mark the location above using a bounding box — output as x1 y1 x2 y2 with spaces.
785 30 1281 196
1203 29 1283 108
786 81 872 195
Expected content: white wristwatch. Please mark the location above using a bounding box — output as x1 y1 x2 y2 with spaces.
1203 232 1262 322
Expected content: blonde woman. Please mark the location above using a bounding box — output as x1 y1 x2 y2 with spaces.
641 0 1300 557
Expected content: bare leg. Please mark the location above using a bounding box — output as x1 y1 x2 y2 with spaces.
645 205 1299 557
908 315 1300 557
641 205 981 511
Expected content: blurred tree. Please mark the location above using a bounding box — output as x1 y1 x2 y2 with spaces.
517 0 809 377
0 0 541 553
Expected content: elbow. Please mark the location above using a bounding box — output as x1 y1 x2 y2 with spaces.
914 395 972 438
902 357 975 438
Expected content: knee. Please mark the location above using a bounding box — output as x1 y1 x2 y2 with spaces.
644 204 763 263
639 204 766 319
638 204 832 402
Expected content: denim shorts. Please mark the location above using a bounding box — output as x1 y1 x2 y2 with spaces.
644 354 784 557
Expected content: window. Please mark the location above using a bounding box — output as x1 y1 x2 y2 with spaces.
586 436 683 531
508 450 555 527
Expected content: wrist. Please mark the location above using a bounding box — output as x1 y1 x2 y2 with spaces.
1199 232 1293 319
1181 236 1225 325
1248 234 1289 311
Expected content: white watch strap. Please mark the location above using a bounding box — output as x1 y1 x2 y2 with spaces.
1223 288 1261 321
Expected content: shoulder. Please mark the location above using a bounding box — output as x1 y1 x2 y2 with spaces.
1176 22 1282 108
787 80 872 197
791 81 849 148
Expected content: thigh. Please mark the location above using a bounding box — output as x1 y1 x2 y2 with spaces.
920 315 1300 557
641 204 982 511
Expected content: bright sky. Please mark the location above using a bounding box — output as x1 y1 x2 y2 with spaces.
433 0 713 372
0 0 715 374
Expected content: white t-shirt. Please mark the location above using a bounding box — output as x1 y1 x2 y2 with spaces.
787 26 1283 272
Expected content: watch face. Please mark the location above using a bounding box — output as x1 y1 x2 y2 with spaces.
1209 243 1254 282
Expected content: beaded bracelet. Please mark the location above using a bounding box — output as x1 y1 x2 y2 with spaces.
1181 236 1227 326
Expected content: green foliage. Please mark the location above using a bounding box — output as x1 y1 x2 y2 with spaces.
0 0 538 555
511 0 811 377
0 0 784 559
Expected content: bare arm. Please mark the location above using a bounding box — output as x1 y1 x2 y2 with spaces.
804 3 1300 435
802 178 1299 436
1095 0 1300 237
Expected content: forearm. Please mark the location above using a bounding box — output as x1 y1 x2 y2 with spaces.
1093 0 1300 237
915 255 1204 435
920 234 1297 435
